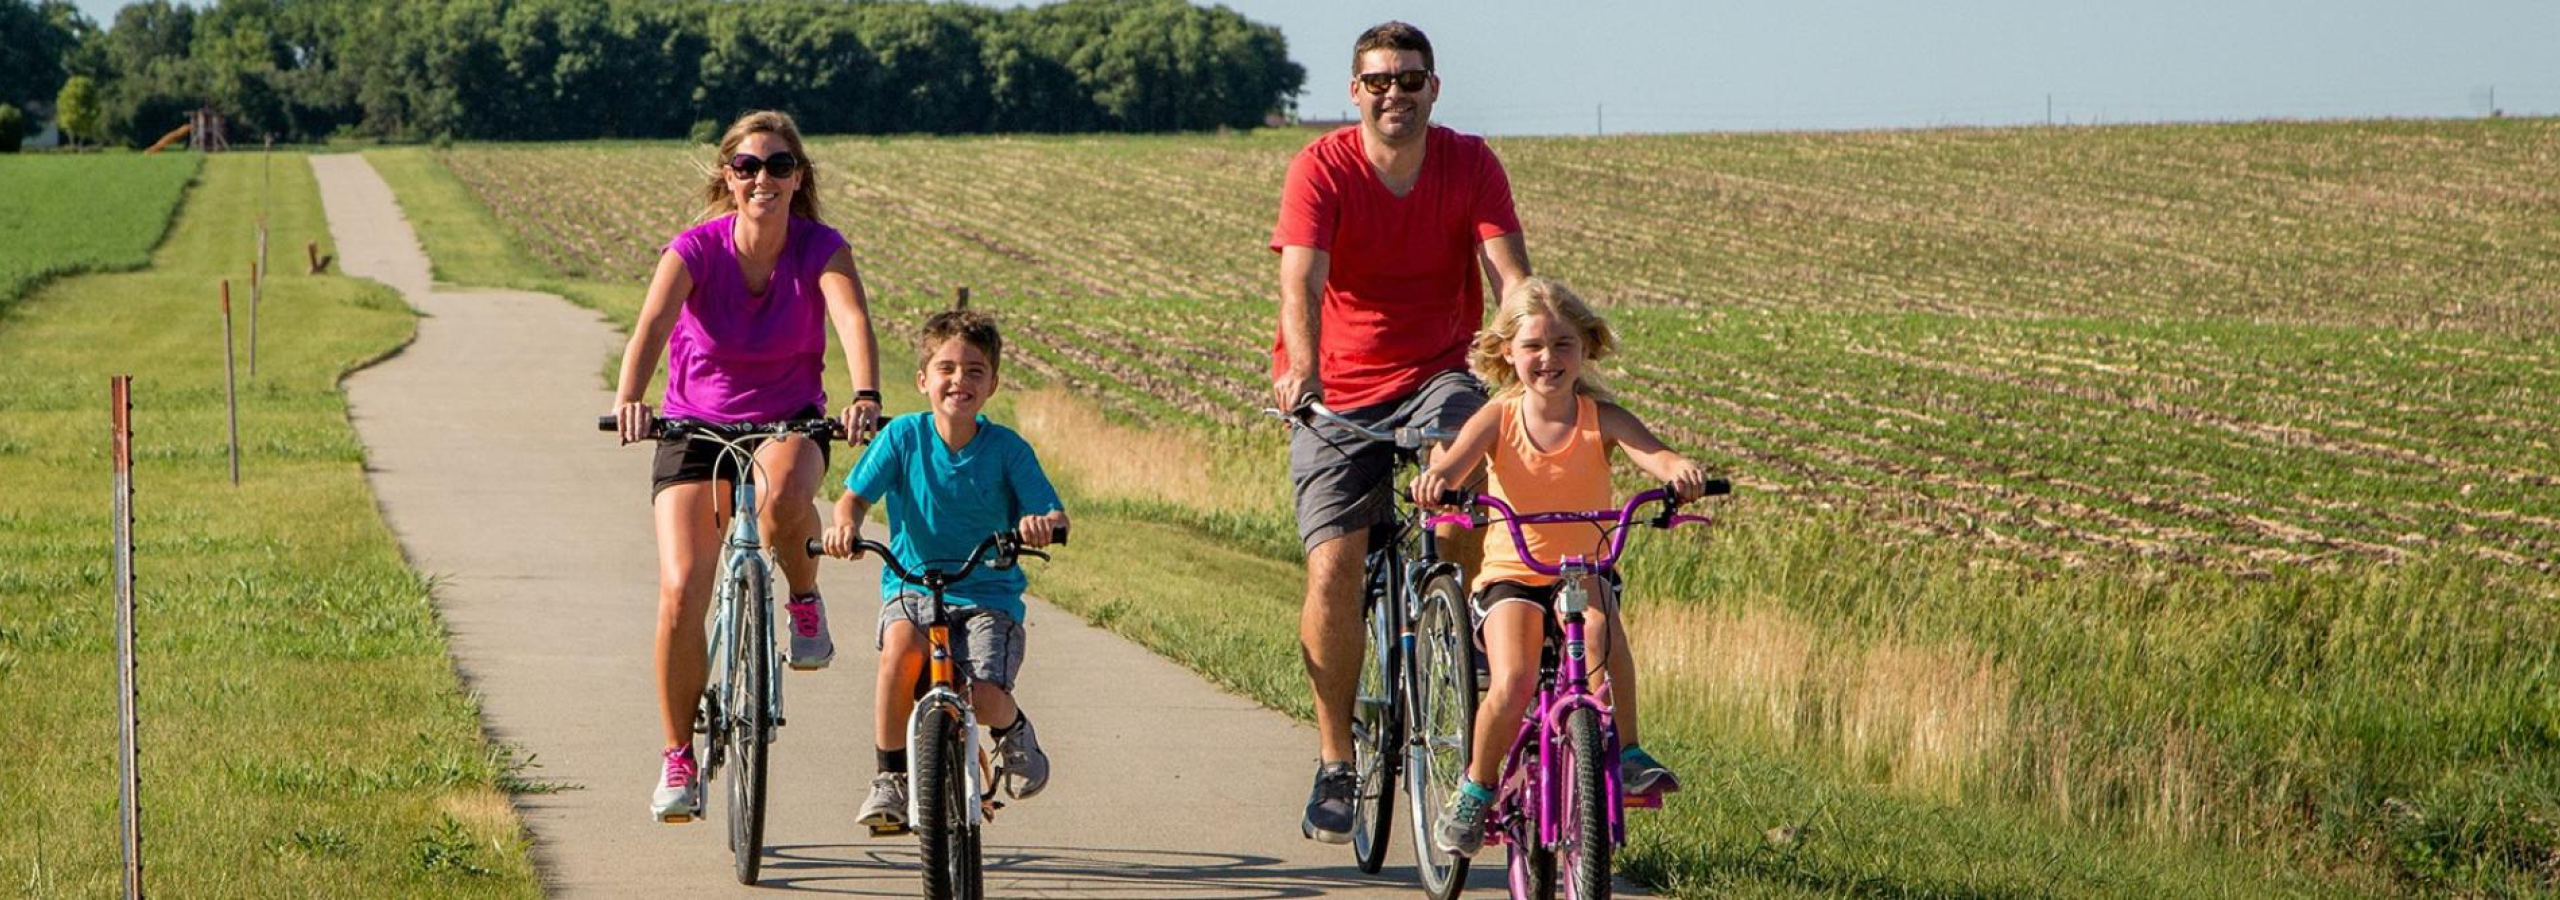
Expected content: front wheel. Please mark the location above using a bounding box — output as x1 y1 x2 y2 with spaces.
1506 813 1558 900
725 571 771 884
1408 572 1475 900
913 705 979 899
1350 584 1402 873
1560 707 1613 900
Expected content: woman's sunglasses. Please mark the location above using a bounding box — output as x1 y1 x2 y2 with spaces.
1357 69 1430 95
726 151 801 180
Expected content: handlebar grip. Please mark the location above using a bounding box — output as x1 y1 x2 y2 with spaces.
596 415 617 432
1052 525 1069 546
1436 489 1475 507
1703 478 1732 497
804 538 823 557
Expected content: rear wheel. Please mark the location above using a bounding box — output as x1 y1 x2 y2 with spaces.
724 571 770 884
1408 572 1476 900
914 705 973 899
1350 581 1402 873
1560 707 1612 899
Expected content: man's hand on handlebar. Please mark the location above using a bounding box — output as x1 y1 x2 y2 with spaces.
1272 370 1321 416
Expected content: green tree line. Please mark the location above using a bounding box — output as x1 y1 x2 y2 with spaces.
1 0 1305 146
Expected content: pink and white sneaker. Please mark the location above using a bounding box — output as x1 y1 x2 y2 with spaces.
651 744 702 823
784 592 833 671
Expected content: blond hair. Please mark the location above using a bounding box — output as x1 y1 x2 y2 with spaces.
696 110 824 224
1470 277 1616 402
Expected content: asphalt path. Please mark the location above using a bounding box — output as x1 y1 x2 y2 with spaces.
316 154 1546 898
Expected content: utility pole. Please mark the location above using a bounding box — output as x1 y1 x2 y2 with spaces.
1596 104 1604 137
2046 94 2053 126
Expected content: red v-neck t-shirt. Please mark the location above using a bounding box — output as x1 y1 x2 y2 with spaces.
1270 125 1522 411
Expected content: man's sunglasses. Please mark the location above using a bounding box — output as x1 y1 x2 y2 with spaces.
1357 69 1431 95
726 151 801 180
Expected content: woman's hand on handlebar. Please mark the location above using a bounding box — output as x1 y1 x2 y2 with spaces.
613 401 654 445
821 521 866 560
839 396 882 443
1017 510 1069 549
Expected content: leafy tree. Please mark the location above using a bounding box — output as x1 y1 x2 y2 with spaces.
1 0 90 116
53 74 98 147
0 104 24 152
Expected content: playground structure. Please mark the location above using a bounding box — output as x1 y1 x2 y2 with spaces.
143 109 229 155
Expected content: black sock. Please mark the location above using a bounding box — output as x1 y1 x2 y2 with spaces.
990 715 1023 740
878 748 907 773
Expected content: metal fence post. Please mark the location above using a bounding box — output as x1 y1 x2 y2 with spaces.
112 375 144 900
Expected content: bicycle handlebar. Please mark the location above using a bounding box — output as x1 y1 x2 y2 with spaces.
596 414 845 443
802 528 1067 589
1259 398 1453 450
1427 482 1725 576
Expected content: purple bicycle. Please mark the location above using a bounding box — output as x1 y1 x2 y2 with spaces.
1428 482 1727 899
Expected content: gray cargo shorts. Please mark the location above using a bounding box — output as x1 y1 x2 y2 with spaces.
1289 369 1488 553
876 593 1028 690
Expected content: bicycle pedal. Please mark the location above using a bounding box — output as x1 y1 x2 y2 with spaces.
1622 792 1664 809
867 823 911 837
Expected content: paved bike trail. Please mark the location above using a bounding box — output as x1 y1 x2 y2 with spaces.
317 154 1566 898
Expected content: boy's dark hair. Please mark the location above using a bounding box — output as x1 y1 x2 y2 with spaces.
918 308 1003 372
1352 21 1433 74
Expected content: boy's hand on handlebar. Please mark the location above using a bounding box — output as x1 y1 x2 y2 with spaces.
612 401 653 444
821 522 864 559
1017 511 1069 548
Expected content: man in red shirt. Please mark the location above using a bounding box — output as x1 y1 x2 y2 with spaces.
1270 21 1532 844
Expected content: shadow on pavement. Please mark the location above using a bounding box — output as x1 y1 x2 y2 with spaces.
755 841 1418 897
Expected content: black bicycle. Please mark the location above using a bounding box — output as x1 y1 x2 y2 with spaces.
809 528 1064 900
1271 400 1476 898
602 414 840 884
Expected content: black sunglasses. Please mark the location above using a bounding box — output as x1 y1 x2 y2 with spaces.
1357 69 1431 95
726 151 801 180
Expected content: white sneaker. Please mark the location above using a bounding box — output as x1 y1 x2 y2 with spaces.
651 745 703 823
994 714 1051 800
856 771 908 830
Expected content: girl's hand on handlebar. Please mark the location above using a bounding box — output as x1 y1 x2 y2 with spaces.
1017 511 1068 548
821 522 865 559
613 401 653 445
1411 468 1455 509
1666 461 1710 503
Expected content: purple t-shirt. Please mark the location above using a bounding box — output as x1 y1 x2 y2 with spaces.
660 214 849 423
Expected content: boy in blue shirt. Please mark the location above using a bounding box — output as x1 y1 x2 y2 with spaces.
820 308 1070 830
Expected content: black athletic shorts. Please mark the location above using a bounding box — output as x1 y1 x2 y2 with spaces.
649 406 833 497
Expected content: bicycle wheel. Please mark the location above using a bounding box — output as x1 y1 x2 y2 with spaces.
1407 572 1475 900
725 567 771 884
1350 580 1401 873
914 705 973 900
1560 707 1612 900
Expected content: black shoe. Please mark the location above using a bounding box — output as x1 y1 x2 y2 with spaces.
1301 761 1357 844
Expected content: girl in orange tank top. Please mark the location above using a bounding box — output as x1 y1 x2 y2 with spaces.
1408 277 1715 857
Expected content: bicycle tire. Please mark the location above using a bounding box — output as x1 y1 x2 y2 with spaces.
1350 578 1401 873
914 705 971 900
1408 571 1475 900
726 566 771 884
1560 707 1612 900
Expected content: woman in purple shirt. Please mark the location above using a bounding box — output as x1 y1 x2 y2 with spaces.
609 110 884 822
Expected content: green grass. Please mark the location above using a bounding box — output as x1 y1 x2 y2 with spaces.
0 153 201 308
0 154 539 897
375 124 2560 896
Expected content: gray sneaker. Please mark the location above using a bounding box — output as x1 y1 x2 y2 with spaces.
650 745 703 824
856 771 908 830
1433 786 1493 857
993 714 1051 800
1301 761 1357 844
784 592 833 671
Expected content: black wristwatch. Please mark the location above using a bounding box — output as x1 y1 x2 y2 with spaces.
852 389 882 405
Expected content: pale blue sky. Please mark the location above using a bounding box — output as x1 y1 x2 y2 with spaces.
71 0 2560 136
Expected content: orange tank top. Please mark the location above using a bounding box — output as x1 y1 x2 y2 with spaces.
1473 395 1613 592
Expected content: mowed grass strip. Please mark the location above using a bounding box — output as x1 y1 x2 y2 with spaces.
0 154 539 897
0 153 201 307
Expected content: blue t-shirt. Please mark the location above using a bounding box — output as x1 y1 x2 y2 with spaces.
845 412 1064 621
